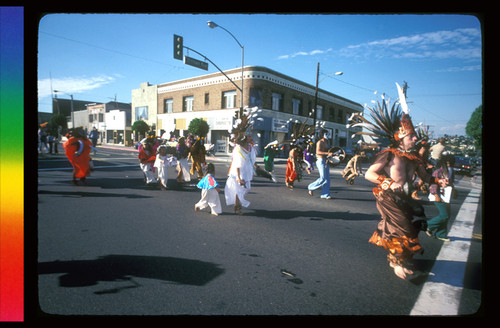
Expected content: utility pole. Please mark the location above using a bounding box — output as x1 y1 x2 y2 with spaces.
313 62 320 139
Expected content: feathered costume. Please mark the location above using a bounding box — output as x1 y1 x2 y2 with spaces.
349 83 432 274
225 108 257 212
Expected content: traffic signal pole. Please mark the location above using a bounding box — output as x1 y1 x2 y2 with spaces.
173 34 242 93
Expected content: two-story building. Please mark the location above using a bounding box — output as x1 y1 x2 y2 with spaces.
133 66 363 154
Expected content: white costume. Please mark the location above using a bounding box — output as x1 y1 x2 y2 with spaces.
225 144 256 208
195 173 222 215
154 154 177 188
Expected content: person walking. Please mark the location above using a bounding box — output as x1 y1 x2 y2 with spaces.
426 154 455 241
176 136 191 183
341 151 365 184
359 83 448 280
225 112 256 215
154 144 177 190
285 144 300 189
63 127 93 185
190 137 206 180
307 130 333 199
138 133 159 186
429 137 446 165
89 127 99 155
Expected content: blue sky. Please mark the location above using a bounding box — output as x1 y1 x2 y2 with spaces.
37 13 482 137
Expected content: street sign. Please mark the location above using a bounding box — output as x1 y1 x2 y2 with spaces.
184 55 208 71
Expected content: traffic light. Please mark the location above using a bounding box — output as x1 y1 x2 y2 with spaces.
173 34 183 60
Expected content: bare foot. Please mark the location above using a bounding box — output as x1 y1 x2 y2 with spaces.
390 262 414 279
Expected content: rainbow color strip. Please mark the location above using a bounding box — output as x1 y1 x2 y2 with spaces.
0 7 24 322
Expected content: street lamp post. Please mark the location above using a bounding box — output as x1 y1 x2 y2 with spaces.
313 62 343 138
207 21 244 112
54 90 74 128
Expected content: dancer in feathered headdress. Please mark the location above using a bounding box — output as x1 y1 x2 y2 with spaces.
360 83 449 280
225 108 258 214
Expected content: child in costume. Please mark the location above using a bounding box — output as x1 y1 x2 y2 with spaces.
154 144 177 190
426 154 455 241
195 163 222 216
285 145 300 189
303 142 315 174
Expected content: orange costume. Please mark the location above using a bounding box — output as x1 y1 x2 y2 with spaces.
63 135 93 183
285 148 299 188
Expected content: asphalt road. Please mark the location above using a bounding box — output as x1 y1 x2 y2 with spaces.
35 146 483 316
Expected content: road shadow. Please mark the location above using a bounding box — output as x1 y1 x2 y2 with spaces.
246 209 377 221
38 189 151 199
38 254 225 294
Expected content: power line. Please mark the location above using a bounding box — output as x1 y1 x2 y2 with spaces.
39 31 197 72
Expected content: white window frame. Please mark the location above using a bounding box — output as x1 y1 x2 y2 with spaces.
184 96 193 112
223 90 237 109
165 98 173 113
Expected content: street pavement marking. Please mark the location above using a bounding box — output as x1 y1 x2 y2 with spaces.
410 188 481 315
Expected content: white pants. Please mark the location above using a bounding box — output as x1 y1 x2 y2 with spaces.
157 165 168 187
195 189 222 214
140 162 157 184
177 158 191 182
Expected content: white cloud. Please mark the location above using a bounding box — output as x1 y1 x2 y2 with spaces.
37 74 118 99
277 48 332 60
434 65 481 73
338 28 481 61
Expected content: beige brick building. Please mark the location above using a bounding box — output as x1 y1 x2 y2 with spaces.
134 66 363 154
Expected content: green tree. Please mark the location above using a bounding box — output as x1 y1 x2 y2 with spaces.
465 105 482 150
188 118 210 137
131 120 150 140
48 114 67 136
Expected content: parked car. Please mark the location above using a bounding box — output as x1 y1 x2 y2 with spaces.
453 156 474 176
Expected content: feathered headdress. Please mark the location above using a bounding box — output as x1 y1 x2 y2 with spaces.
229 107 259 146
348 83 415 148
284 117 315 150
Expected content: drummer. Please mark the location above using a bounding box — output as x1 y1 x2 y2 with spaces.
307 129 334 199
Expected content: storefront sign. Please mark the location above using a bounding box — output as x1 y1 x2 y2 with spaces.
271 118 289 133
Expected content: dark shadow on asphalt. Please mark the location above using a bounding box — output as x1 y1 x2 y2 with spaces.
38 189 151 199
245 209 377 221
38 255 225 293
